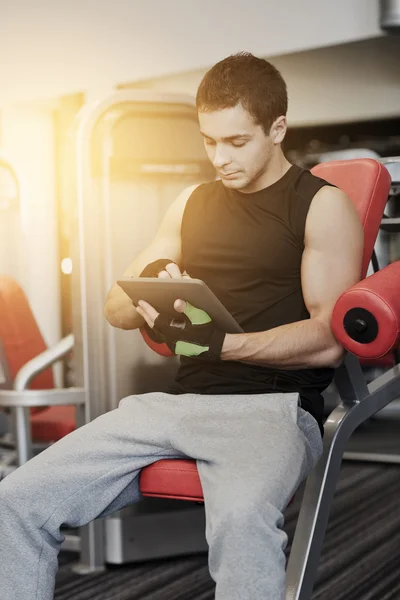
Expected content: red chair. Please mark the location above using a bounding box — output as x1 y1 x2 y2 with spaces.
139 159 400 600
0 277 84 464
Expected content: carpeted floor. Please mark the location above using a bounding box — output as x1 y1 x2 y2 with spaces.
54 461 400 599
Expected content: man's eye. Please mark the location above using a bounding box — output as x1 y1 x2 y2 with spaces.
232 141 246 148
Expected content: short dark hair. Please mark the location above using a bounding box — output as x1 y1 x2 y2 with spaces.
196 52 288 135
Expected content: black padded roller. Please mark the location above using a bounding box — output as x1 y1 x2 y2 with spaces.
343 307 378 344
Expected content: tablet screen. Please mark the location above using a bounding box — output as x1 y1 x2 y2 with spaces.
117 277 243 334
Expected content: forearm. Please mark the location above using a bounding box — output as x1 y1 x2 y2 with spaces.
104 283 144 330
221 318 343 370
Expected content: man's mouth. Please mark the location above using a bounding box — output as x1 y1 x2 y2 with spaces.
220 171 239 178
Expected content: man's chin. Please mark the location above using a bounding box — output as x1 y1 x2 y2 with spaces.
220 176 246 190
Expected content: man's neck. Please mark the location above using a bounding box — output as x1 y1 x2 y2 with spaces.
240 151 293 194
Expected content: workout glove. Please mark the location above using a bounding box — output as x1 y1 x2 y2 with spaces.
152 301 226 360
138 259 225 359
139 258 178 356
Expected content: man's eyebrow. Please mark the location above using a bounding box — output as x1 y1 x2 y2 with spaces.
199 131 250 141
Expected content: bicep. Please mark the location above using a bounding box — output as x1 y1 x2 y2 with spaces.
301 187 364 324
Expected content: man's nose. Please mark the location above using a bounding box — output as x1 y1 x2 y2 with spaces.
212 145 231 169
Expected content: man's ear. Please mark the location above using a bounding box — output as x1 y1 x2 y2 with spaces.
270 116 287 145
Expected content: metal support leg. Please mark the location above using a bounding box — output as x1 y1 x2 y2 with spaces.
15 407 33 466
72 521 106 574
70 403 107 574
286 405 349 599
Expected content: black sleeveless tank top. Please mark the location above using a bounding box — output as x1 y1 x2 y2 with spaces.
167 164 336 437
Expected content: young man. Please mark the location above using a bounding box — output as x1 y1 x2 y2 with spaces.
0 53 364 600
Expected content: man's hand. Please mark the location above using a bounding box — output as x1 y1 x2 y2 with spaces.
137 258 192 356
136 299 226 359
138 259 191 337
156 262 191 280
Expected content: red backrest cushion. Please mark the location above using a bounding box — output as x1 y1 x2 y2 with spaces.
311 159 392 279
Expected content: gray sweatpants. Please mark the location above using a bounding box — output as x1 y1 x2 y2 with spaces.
0 391 323 600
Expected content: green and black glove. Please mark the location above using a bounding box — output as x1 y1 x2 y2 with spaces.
139 259 178 356
152 301 226 359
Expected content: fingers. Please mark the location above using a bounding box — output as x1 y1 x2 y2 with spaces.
166 262 183 278
136 300 159 328
157 262 180 279
157 263 191 279
177 301 212 325
174 299 187 312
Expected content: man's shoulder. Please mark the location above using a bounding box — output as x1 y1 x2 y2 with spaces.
188 179 221 197
173 180 221 221
305 184 362 248
180 179 221 208
292 166 336 201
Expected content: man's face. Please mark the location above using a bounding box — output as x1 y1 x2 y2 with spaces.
198 104 278 193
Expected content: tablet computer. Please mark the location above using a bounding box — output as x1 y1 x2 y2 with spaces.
117 277 244 334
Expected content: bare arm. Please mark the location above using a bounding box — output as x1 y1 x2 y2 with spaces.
220 186 364 368
104 184 198 330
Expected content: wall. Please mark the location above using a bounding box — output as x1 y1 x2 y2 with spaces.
0 0 383 106
0 104 61 383
123 35 400 126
